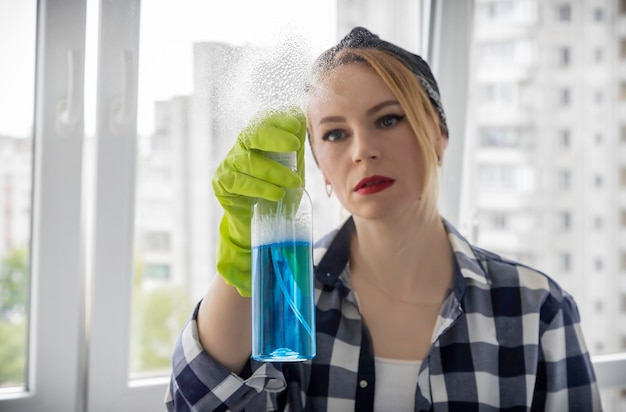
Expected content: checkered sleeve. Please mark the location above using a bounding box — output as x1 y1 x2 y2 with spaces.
165 302 287 412
533 292 602 411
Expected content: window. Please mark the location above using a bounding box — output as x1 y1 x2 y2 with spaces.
594 91 603 105
594 216 603 230
142 231 171 252
0 0 90 409
0 1 35 392
151 133 172 152
480 41 514 63
477 0 516 21
1 0 344 410
142 263 170 280
477 164 534 191
595 300 604 312
560 211 571 230
594 47 603 63
124 0 343 385
560 252 571 272
483 2 497 18
481 83 516 105
490 212 507 229
479 127 524 147
2 1 625 410
594 174 603 188
479 39 533 66
595 133 603 144
593 7 604 21
594 258 604 272
558 169 571 190
558 46 570 66
559 87 571 106
557 4 571 22
559 129 571 148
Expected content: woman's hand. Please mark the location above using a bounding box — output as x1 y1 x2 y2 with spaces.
212 109 307 296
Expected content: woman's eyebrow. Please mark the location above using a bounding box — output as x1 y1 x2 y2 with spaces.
318 116 345 125
317 100 401 125
366 100 401 116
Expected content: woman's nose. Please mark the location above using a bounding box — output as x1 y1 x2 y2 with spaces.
351 131 380 163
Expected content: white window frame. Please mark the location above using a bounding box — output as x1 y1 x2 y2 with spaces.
86 0 170 410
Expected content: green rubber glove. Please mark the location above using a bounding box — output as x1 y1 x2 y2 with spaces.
212 109 307 297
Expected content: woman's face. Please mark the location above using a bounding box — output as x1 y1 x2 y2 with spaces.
307 62 441 221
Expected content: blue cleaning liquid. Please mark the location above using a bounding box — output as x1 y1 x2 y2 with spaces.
251 240 316 362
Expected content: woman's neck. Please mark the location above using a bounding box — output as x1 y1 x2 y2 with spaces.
350 211 454 303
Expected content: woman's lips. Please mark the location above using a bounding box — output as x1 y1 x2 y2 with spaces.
354 175 395 195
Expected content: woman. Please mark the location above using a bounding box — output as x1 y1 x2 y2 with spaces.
166 27 601 411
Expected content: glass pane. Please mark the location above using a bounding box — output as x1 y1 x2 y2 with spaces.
0 0 36 390
131 0 424 379
130 0 346 378
466 0 624 409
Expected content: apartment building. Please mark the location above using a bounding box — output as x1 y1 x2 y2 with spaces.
469 0 626 357
0 135 31 260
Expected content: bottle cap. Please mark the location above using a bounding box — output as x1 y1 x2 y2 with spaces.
266 151 297 172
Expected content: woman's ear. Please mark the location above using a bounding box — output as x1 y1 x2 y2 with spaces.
436 131 449 158
323 176 333 198
429 119 448 159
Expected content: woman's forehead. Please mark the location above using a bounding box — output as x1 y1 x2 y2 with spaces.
307 64 393 112
312 61 374 86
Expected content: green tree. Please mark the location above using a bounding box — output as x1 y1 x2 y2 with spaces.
130 260 194 376
0 248 29 387
133 287 192 375
0 320 26 387
0 248 29 319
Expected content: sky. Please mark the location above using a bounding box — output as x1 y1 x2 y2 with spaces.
0 0 36 137
0 0 337 137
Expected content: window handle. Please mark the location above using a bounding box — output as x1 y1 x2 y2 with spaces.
56 49 82 136
109 49 137 136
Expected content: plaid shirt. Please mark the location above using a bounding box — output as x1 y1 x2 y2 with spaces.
166 217 601 411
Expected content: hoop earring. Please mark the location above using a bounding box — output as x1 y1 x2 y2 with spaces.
325 183 333 198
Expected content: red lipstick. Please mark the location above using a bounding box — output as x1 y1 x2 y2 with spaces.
354 175 395 195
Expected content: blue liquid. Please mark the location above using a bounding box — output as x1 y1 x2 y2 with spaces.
252 241 316 362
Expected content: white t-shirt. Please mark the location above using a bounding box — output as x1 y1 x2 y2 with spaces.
373 356 422 412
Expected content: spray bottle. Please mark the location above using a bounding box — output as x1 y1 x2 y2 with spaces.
251 151 315 361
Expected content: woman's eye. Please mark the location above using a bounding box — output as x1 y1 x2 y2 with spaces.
322 129 346 142
378 114 405 128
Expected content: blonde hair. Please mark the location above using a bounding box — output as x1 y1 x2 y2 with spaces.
311 47 444 200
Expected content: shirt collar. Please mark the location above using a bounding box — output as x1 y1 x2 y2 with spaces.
315 217 354 286
314 216 491 287
442 219 491 286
